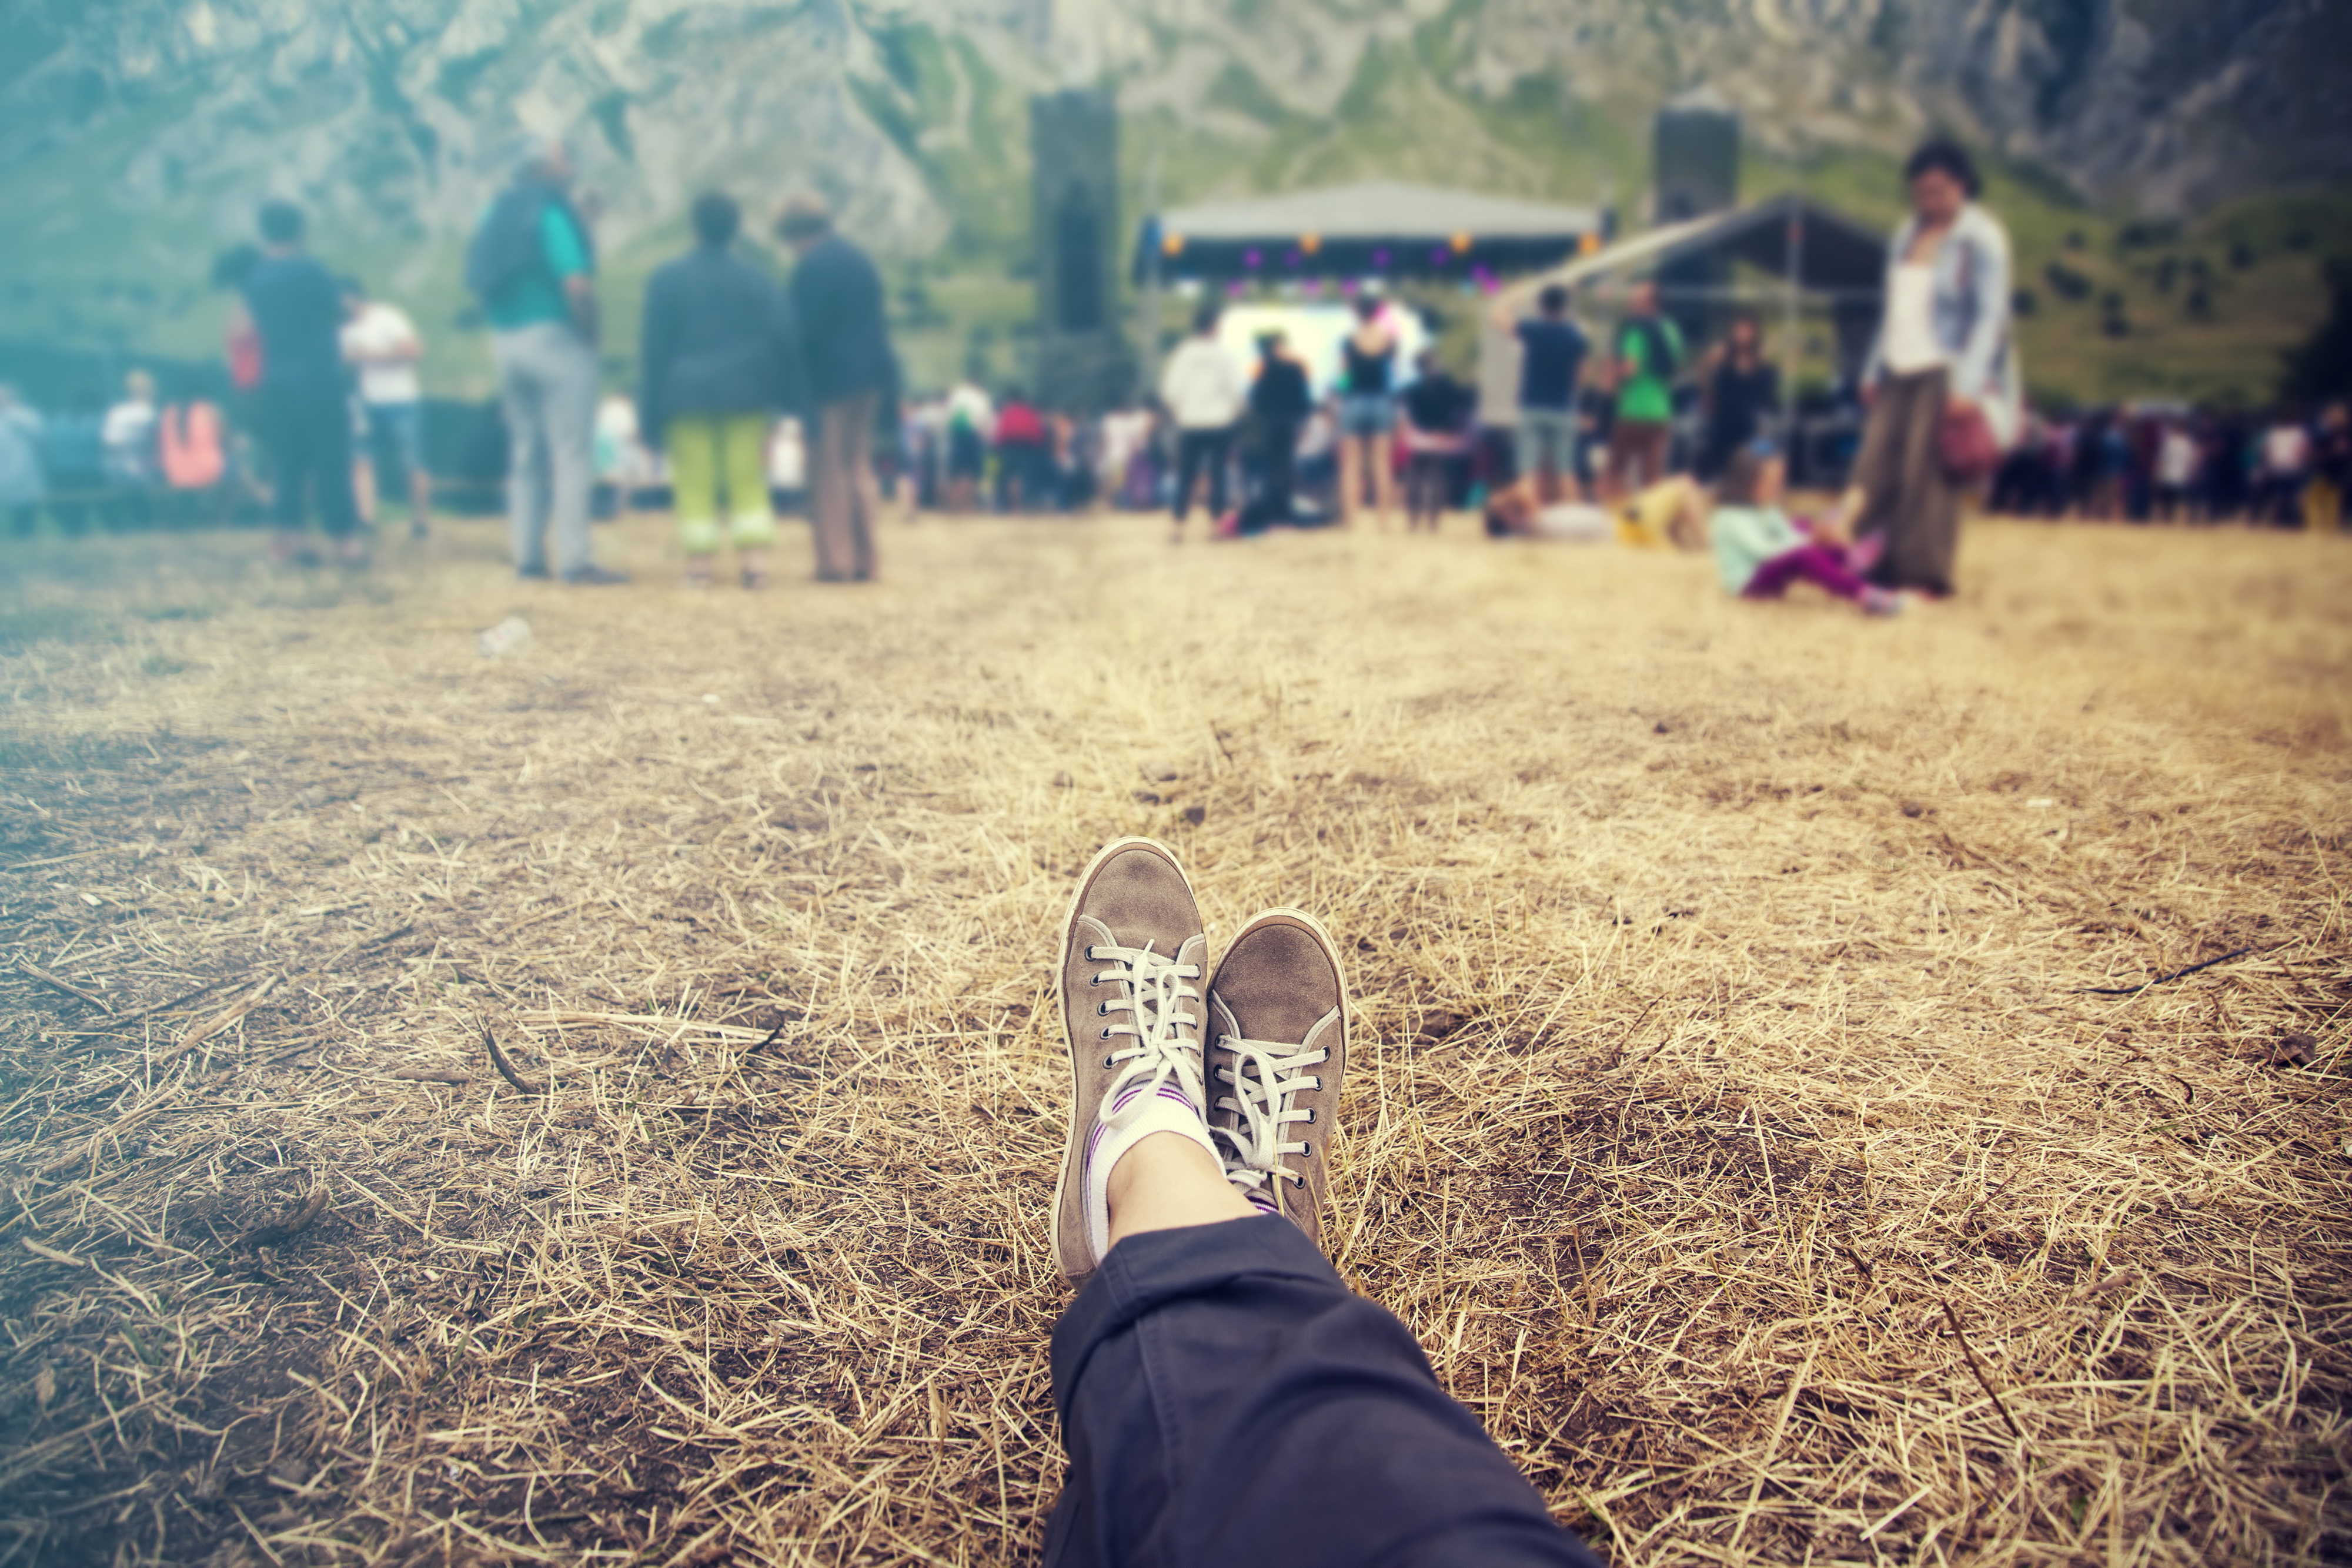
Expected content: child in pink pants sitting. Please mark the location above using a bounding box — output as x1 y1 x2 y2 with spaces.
1709 442 1900 615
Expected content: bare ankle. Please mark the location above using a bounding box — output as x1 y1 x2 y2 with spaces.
1105 1131 1255 1250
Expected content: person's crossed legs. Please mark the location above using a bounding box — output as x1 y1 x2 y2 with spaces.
1042 838 1604 1568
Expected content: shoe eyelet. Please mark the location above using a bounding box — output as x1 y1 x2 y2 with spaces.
1302 1109 1315 1124
1102 1055 1114 1069
1099 1027 1111 1040
1300 1141 1312 1155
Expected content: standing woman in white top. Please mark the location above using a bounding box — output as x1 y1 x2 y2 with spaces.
1852 140 2021 598
1157 303 1248 544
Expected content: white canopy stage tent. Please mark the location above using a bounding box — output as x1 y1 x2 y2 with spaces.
1134 180 1607 400
1138 182 1607 285
1480 192 1889 427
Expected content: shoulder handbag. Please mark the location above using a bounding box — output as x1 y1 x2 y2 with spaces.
1935 233 2001 484
1939 400 2000 484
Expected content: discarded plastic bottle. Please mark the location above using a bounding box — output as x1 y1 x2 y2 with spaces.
476 616 532 658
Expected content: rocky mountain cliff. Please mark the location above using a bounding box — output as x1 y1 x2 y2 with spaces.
3 0 2343 269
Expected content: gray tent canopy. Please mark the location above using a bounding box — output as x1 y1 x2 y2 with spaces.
1520 193 1883 295
1498 193 1889 383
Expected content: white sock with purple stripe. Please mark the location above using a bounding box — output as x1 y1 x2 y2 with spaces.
1084 1081 1222 1262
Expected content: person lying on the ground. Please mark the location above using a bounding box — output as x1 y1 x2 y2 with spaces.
1044 838 1606 1566
1481 473 1709 551
1610 472 1710 551
1481 477 1611 541
1710 442 1900 616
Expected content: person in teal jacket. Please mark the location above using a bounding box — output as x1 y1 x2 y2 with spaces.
467 136 623 585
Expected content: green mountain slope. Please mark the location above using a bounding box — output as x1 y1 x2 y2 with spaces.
2 0 2344 407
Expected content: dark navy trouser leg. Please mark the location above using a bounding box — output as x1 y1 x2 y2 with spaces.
1043 1213 1605 1568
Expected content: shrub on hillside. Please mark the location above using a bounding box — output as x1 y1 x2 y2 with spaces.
2043 261 2092 302
2279 257 2352 406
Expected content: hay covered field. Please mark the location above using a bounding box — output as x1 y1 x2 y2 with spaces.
1 511 2347 1567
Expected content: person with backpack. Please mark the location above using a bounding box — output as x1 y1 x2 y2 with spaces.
639 192 807 589
1602 279 1682 500
467 135 623 584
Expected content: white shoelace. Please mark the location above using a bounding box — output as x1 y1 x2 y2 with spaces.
1089 941 1207 1128
1214 1035 1328 1199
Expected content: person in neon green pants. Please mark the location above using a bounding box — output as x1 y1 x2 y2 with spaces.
640 191 807 589
667 412 777 583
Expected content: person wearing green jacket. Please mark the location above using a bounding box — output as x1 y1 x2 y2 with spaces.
1602 279 1682 500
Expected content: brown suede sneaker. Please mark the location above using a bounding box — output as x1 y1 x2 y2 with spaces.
1205 909 1349 1254
1051 838 1211 1288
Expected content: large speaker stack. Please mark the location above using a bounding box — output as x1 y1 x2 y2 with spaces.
1652 89 1740 345
1031 89 1134 413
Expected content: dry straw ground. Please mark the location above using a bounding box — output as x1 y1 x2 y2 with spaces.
1 511 2347 1567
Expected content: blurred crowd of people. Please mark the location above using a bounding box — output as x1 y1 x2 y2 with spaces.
457 139 895 587
0 209 449 556
0 373 241 538
1992 402 2352 529
3 134 2343 592
0 135 897 590
891 297 1478 539
877 138 2345 599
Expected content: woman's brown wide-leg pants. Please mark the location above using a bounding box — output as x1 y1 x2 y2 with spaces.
1853 367 1961 597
